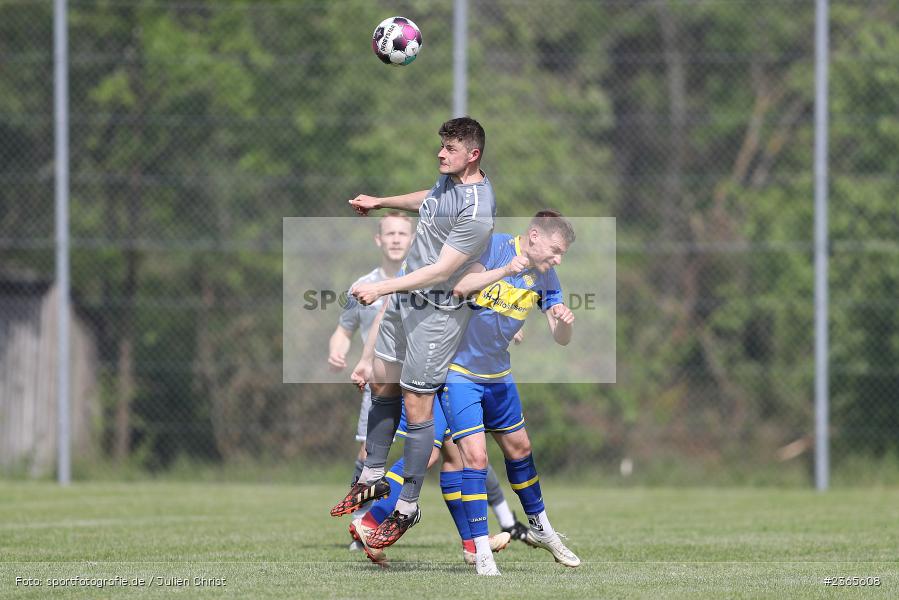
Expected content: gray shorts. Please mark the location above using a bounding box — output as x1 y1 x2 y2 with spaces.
356 385 372 442
374 292 472 393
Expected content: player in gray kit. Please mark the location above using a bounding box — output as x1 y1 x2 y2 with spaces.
326 212 413 549
330 117 496 549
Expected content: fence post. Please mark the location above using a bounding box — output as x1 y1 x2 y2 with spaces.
54 0 71 486
814 0 830 491
453 0 468 118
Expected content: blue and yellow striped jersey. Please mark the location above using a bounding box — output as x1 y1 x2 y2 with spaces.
450 233 562 380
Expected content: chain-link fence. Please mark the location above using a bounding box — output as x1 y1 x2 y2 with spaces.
2 0 897 484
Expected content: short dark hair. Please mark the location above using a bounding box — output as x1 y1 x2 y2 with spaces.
439 117 486 155
529 209 576 245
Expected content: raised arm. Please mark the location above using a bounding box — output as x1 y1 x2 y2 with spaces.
545 303 574 346
349 190 430 216
452 255 530 298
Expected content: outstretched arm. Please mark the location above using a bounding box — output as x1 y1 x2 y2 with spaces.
452 255 531 298
349 190 429 216
352 244 473 305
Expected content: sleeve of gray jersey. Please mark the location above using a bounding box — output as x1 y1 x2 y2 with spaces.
444 217 493 257
337 294 360 332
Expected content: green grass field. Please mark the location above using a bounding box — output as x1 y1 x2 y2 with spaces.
1 480 897 599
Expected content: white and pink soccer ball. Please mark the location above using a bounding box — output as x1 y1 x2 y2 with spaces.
372 16 422 66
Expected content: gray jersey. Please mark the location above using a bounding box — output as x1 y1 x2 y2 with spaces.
338 267 389 344
402 174 496 306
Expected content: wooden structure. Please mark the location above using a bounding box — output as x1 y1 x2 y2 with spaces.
0 275 98 476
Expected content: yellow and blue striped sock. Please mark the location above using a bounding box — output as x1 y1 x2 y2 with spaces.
440 470 471 542
461 467 489 539
505 454 545 515
367 457 404 524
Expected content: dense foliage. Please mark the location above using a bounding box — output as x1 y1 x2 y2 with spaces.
1 0 896 481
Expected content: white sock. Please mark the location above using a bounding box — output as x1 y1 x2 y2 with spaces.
351 507 367 520
358 466 384 484
474 535 491 556
492 500 516 529
395 498 418 517
527 510 556 538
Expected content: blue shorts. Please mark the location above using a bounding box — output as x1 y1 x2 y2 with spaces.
438 371 525 441
396 395 451 448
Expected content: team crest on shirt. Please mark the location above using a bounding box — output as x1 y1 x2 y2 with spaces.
523 274 535 288
419 196 439 227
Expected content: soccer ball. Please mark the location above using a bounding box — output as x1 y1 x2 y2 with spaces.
372 16 422 66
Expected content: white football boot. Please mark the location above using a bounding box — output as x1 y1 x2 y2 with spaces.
525 530 581 567
463 532 512 565
475 553 501 576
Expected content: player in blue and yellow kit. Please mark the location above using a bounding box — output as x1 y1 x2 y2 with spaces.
348 399 516 568
347 210 579 575
443 210 581 575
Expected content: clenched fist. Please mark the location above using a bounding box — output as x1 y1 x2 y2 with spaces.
550 303 574 325
350 282 383 306
504 254 531 277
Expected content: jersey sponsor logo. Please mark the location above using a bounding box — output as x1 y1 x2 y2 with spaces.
476 280 539 321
